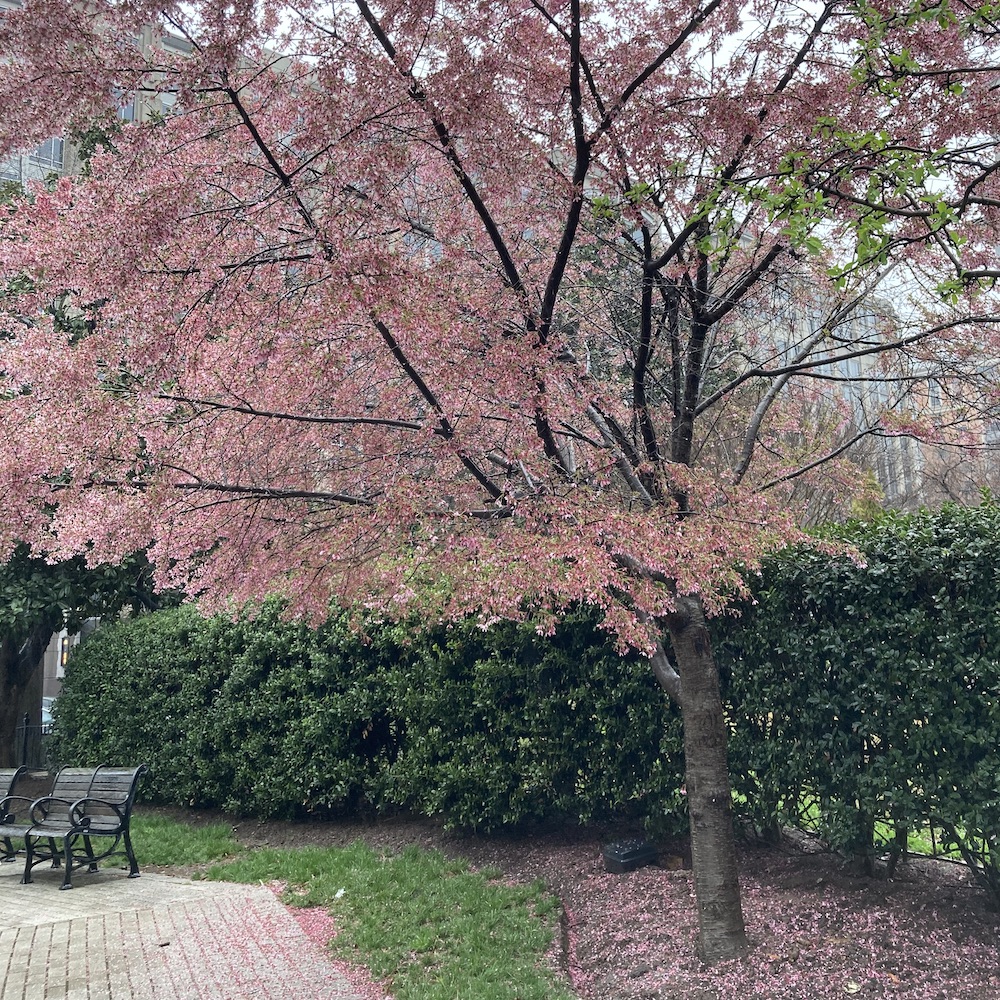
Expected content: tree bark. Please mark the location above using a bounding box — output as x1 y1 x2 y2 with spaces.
0 625 54 768
665 593 749 964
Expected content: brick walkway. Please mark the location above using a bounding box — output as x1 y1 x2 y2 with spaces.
0 862 362 999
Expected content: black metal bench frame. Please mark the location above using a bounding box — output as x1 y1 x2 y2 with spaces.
0 766 27 861
1 764 148 890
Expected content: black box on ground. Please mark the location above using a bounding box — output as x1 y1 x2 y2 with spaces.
602 838 659 874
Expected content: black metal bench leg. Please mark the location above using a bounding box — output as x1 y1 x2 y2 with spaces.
49 837 60 868
21 835 34 884
59 836 73 890
82 835 99 872
0 836 13 861
123 828 140 878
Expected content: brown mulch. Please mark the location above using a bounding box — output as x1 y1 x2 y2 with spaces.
146 806 1000 1000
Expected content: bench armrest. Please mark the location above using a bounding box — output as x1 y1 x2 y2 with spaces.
69 797 125 830
29 795 75 825
0 794 32 823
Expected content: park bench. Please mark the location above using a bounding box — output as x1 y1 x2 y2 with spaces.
0 766 27 861
0 764 148 890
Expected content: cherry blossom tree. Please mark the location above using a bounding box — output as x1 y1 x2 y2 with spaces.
3 0 1000 963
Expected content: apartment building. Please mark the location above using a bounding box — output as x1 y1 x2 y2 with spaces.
0 136 72 187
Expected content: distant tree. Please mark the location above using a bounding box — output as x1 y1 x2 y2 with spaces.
3 0 1000 962
0 545 164 767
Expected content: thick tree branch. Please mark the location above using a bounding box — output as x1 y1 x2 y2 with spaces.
538 0 592 346
222 83 324 243
731 325 830 485
703 244 787 327
635 229 662 469
158 393 429 432
651 639 683 703
585 404 655 506
671 230 711 472
353 0 530 309
371 314 504 501
80 477 376 506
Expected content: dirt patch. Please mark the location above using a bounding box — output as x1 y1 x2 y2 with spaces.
146 806 1000 999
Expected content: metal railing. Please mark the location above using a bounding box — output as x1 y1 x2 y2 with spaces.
14 712 50 769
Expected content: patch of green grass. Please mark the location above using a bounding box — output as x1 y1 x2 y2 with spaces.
735 790 969 860
209 842 574 1000
903 825 962 860
765 793 966 860
130 814 241 867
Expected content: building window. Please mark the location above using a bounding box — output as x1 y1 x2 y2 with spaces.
0 154 21 182
157 90 179 116
927 379 942 412
162 34 193 54
29 137 64 172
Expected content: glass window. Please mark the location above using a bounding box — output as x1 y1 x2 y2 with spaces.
29 137 64 172
162 34 193 54
117 93 136 122
927 379 941 412
0 155 21 182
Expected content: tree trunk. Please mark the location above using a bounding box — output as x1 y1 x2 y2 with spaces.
0 626 53 768
665 594 748 964
0 639 29 769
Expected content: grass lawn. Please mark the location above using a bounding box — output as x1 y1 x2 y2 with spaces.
129 814 574 1000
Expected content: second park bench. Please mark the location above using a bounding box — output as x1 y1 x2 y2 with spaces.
0 764 148 889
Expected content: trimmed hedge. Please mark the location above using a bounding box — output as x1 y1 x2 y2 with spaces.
51 603 686 832
377 609 685 831
717 500 1000 896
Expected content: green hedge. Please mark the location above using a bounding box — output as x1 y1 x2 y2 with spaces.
716 500 1000 896
51 603 686 832
377 609 685 831
51 605 414 817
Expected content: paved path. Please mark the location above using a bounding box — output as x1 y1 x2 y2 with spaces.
0 860 363 999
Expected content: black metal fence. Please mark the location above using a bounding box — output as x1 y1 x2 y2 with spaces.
14 713 50 769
